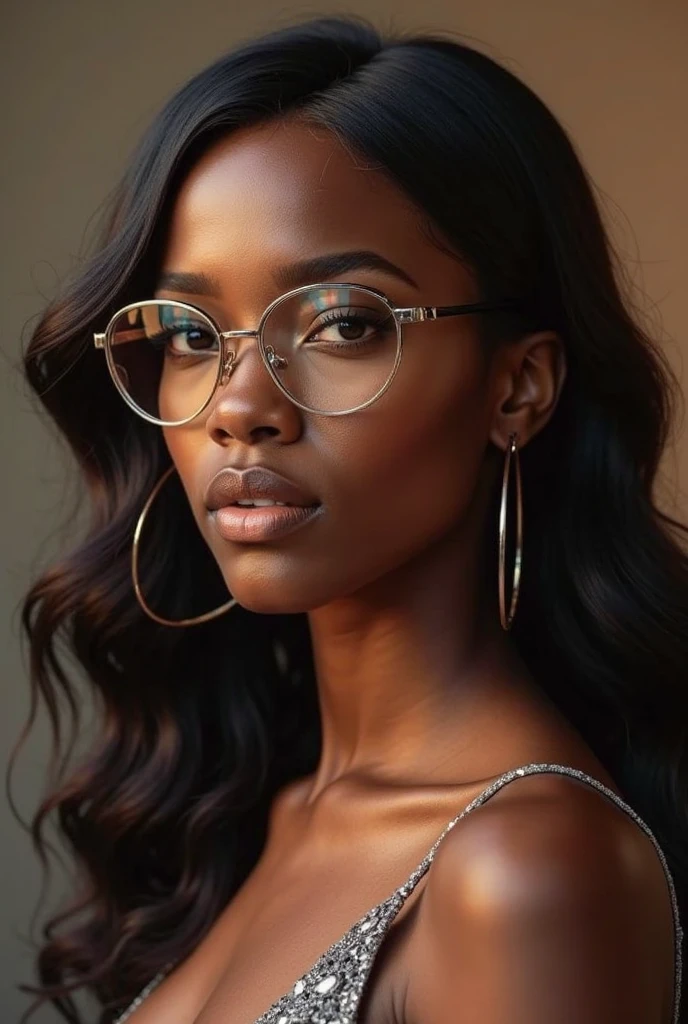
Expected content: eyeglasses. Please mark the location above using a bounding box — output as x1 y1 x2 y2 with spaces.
93 282 517 423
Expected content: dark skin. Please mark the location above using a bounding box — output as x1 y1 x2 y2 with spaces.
131 119 676 1023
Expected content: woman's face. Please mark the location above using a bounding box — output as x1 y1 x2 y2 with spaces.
158 118 513 614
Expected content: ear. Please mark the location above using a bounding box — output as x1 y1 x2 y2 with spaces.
488 331 567 451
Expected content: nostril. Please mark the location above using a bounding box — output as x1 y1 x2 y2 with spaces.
251 425 280 441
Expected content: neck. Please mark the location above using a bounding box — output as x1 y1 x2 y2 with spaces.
305 522 527 801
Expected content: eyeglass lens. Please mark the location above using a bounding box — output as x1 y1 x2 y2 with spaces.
106 287 399 421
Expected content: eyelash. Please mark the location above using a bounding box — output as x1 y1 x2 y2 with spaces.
312 308 390 346
147 326 216 353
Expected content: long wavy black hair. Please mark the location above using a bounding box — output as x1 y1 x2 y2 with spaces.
11 14 688 1023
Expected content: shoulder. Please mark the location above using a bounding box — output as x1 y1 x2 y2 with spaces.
427 771 665 913
404 771 675 1024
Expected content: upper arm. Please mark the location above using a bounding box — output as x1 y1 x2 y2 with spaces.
405 776 675 1024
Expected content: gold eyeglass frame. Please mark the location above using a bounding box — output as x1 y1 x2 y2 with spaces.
93 282 518 424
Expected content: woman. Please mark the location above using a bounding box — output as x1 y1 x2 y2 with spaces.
14 14 688 1024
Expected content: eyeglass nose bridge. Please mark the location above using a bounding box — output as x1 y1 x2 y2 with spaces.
217 328 289 386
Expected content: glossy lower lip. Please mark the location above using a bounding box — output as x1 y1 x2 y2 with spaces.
211 504 323 542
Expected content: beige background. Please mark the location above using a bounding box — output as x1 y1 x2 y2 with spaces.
2 0 686 1019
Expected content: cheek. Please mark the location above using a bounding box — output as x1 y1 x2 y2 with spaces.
323 347 492 572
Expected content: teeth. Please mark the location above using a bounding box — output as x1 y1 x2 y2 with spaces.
235 499 288 507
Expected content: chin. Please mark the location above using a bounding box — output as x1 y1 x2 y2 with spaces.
233 594 310 616
219 576 318 616
222 567 365 616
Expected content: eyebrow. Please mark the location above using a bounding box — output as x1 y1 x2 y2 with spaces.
155 250 419 297
155 271 222 297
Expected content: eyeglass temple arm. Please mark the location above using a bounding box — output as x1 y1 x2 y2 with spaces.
395 299 520 323
427 299 518 317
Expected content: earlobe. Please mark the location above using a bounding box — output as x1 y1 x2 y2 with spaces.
489 330 566 451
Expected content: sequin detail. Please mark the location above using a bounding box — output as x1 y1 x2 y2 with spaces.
112 764 683 1024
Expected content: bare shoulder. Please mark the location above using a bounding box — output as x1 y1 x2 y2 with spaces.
404 771 676 1024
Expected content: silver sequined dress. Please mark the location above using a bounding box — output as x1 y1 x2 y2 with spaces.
112 763 684 1024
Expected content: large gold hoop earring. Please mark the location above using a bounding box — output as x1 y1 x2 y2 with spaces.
132 465 238 627
498 432 523 631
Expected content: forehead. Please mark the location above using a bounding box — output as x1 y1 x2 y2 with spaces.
159 118 469 299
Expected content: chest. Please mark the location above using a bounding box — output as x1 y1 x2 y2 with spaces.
127 856 425 1024
192 907 409 1024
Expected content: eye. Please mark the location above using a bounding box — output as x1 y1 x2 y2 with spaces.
148 321 219 357
304 308 392 347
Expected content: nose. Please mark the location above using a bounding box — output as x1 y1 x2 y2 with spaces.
204 334 303 447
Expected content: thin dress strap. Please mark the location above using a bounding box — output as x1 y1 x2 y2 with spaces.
397 763 683 1024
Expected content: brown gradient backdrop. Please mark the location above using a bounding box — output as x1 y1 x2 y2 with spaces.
1 1 686 1019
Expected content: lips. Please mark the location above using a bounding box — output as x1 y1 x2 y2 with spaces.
204 465 320 512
